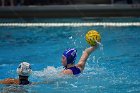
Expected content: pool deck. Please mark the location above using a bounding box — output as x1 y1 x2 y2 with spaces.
0 4 140 18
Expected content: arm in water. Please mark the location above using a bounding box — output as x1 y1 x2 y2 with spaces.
0 78 19 84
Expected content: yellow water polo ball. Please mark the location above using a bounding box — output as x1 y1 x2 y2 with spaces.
85 30 101 46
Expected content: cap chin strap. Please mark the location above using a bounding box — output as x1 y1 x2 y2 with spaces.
64 65 67 69
64 62 69 69
64 62 74 69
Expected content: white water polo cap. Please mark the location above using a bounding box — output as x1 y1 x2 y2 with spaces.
17 62 32 76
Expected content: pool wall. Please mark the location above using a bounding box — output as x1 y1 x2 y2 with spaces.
0 5 140 18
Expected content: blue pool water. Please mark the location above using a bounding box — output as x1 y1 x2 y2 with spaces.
0 18 140 93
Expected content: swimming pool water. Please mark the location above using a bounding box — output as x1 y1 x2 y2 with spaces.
0 18 140 93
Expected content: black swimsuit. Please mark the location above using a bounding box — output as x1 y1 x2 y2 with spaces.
67 66 81 75
19 80 30 85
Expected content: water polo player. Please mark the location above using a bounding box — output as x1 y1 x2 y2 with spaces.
0 62 32 85
61 30 101 75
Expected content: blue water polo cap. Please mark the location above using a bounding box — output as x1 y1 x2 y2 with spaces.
63 48 77 65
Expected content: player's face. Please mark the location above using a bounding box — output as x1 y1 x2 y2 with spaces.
61 55 67 66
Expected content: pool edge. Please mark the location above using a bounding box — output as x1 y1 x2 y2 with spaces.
0 4 140 18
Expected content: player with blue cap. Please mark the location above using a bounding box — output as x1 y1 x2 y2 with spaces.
62 48 80 75
61 46 97 75
61 30 100 75
63 48 77 66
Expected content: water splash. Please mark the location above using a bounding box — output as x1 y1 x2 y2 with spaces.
32 66 75 84
69 36 73 39
33 66 62 78
95 40 104 56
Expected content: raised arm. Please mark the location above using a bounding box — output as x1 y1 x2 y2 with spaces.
76 45 97 71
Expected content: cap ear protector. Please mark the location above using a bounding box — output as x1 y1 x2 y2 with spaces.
17 62 32 76
63 48 77 65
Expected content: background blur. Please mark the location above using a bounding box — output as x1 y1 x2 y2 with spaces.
0 0 140 6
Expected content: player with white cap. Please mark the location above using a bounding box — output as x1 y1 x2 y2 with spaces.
0 62 32 85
